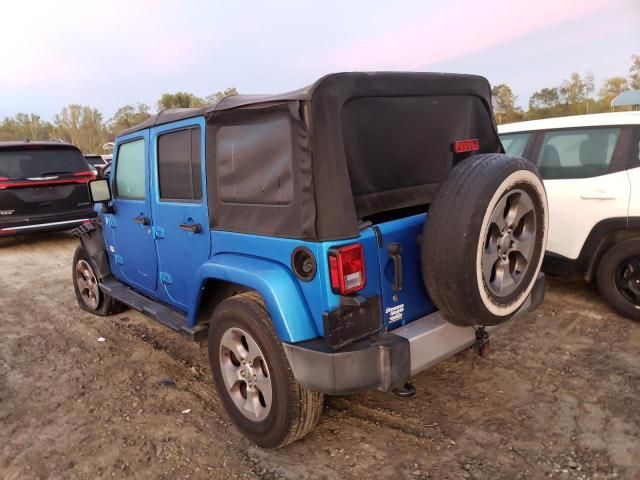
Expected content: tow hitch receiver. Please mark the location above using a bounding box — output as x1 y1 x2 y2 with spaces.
392 382 416 398
474 327 490 357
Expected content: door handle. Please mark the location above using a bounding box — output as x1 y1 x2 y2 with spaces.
179 223 202 233
580 189 617 200
133 215 150 225
387 242 403 292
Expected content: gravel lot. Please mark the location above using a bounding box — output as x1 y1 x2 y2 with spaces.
0 232 638 480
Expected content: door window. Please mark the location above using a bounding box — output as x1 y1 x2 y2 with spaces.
500 133 531 157
157 127 202 201
536 128 621 179
115 139 146 199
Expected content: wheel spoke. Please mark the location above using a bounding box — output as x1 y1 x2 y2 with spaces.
255 371 272 406
220 332 247 362
221 359 243 389
490 195 509 231
492 259 515 295
482 248 501 282
512 232 535 261
243 389 262 417
243 334 262 364
506 192 534 231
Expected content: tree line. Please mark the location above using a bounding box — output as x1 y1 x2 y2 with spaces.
492 54 639 124
0 88 238 154
1 54 638 153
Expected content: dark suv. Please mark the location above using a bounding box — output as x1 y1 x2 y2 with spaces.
0 141 96 236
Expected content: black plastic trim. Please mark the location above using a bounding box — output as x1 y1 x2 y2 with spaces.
282 332 409 395
323 295 382 350
291 246 317 281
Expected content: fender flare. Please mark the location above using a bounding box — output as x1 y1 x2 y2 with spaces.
74 219 112 280
191 254 319 343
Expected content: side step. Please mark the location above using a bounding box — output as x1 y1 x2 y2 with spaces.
100 278 207 341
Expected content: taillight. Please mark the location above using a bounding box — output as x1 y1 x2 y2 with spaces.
452 138 480 153
74 170 96 179
328 243 366 295
0 177 9 190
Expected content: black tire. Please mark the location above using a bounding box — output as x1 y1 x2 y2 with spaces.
596 238 640 320
208 292 323 448
72 245 126 316
422 153 548 326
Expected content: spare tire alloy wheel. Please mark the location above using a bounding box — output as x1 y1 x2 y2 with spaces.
422 154 548 327
482 189 537 300
219 327 272 422
76 259 100 310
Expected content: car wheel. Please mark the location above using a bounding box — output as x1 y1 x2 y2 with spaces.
208 292 323 448
596 238 640 320
72 245 125 316
422 153 548 326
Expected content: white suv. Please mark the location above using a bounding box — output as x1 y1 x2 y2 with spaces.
499 112 640 319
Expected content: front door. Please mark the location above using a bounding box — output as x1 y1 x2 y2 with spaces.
108 132 158 293
150 119 210 310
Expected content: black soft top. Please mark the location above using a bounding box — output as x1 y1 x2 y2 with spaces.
120 72 501 240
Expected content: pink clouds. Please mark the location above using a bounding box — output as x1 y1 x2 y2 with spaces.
327 0 627 71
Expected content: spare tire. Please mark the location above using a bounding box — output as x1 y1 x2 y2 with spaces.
421 153 548 326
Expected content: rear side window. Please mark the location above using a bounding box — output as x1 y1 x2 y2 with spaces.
157 127 202 201
115 139 146 199
216 117 293 205
0 147 87 179
536 128 621 180
500 133 531 157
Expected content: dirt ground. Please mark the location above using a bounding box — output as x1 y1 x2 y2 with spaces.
0 232 638 480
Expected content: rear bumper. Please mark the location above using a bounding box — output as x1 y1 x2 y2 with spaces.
0 210 96 236
283 272 545 395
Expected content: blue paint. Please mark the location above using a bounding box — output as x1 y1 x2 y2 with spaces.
99 114 437 344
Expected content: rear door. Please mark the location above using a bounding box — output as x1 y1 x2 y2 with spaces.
533 126 631 259
108 132 158 293
150 119 210 310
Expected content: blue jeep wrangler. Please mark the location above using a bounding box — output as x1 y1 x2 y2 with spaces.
73 72 548 448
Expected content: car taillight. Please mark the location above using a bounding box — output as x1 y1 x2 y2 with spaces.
452 138 480 153
0 177 9 190
74 170 96 179
328 243 366 295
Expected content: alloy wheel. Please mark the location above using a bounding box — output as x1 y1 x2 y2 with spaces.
219 327 272 421
482 189 537 297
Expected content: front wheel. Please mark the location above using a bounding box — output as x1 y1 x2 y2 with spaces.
208 292 323 448
72 245 125 316
597 239 640 320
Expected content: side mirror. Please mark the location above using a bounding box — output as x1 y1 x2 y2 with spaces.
88 178 112 203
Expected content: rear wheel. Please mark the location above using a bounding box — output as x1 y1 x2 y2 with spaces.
208 292 323 448
422 153 548 326
72 245 125 316
596 239 640 320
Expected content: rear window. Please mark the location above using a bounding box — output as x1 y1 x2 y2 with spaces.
341 95 499 198
500 133 531 157
0 147 88 179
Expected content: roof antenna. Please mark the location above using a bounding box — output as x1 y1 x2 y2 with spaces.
23 137 30 142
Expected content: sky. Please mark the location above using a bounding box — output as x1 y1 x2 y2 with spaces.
0 0 638 120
